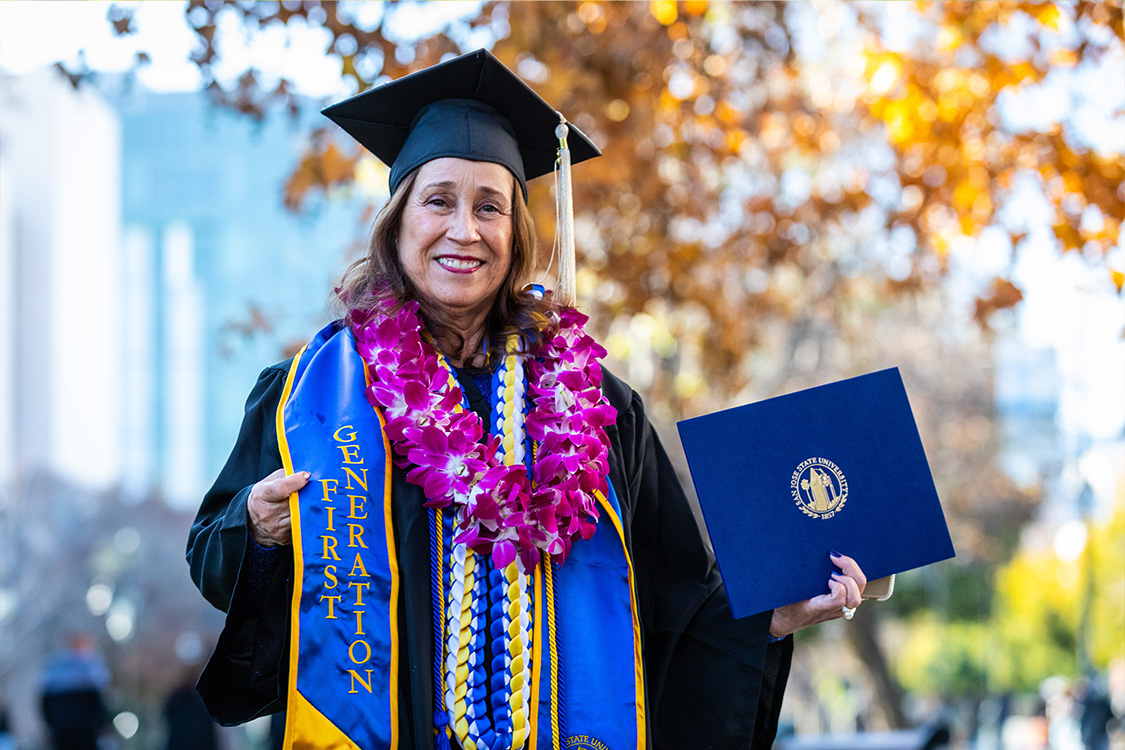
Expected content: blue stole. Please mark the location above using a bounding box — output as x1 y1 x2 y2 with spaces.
277 324 646 750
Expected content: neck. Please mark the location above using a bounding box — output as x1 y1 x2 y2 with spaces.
433 310 488 368
445 330 486 368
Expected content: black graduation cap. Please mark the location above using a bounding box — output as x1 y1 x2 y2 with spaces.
322 49 601 199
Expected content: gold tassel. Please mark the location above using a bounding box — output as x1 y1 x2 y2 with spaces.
554 117 576 307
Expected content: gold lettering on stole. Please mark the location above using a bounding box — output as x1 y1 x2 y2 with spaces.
347 524 367 548
333 425 358 443
318 424 375 693
336 444 363 464
321 535 341 561
319 594 342 618
348 554 369 578
348 669 374 695
343 467 368 491
348 495 367 520
347 581 370 606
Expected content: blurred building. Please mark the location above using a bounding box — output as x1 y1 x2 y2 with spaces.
994 291 1125 528
993 282 1125 616
993 337 1062 494
115 85 369 507
1 69 125 492
1 69 369 509
1 67 371 746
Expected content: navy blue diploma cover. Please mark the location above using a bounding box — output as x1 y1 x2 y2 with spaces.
677 367 955 618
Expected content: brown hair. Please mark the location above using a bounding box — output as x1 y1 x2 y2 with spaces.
335 167 559 362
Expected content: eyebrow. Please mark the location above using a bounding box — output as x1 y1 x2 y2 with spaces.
421 181 511 202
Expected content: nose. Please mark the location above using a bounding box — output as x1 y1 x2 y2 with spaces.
445 203 480 244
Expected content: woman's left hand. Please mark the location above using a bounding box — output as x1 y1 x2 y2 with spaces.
768 551 867 638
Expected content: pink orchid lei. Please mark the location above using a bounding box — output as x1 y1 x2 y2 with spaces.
351 298 617 570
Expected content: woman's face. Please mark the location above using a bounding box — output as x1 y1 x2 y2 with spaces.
398 157 515 325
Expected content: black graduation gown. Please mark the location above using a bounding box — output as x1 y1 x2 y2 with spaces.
186 360 793 750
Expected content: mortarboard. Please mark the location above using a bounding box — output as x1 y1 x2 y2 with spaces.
677 368 956 618
321 49 600 200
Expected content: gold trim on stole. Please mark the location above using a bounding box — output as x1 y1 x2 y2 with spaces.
594 489 648 750
275 345 401 749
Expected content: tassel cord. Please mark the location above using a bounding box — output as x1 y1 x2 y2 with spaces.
553 118 576 307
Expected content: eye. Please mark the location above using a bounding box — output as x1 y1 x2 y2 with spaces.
425 196 449 208
478 200 510 216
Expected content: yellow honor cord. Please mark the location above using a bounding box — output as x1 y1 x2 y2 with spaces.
452 552 476 746
543 558 561 750
506 561 530 749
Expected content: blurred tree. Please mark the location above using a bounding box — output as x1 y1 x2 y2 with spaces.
990 501 1125 692
0 472 227 748
855 3 1124 306
93 0 1123 415
896 499 1124 696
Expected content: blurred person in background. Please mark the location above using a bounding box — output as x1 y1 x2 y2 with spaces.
187 49 866 750
0 702 15 750
1078 673 1115 750
269 712 285 750
38 632 110 750
163 670 218 750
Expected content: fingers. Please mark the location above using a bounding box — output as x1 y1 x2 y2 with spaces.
251 469 310 505
830 551 867 593
829 552 864 609
823 578 848 620
247 470 309 547
827 551 867 615
794 580 843 626
276 470 311 497
771 554 875 636
832 571 862 609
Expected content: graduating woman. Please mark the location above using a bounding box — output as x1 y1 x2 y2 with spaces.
187 49 867 750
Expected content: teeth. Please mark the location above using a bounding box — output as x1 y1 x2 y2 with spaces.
438 257 483 270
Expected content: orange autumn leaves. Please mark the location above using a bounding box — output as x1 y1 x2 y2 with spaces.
859 2 1123 294
161 0 1123 403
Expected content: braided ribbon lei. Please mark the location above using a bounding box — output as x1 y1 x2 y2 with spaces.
434 347 532 750
352 299 616 749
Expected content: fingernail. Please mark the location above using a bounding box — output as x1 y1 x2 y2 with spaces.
829 549 843 558
302 472 311 479
831 572 843 579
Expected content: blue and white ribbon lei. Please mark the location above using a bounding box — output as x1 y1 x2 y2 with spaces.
435 338 535 750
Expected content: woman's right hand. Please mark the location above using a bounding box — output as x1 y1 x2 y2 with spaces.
247 469 309 547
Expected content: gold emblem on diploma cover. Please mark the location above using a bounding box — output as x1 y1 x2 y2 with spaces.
791 457 848 519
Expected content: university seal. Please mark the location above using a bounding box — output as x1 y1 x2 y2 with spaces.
791 457 848 519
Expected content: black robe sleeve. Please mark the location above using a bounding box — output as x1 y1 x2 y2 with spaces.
599 369 792 750
185 363 294 725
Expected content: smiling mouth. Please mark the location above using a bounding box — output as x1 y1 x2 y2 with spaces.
437 256 484 271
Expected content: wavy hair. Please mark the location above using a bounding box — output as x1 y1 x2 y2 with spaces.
335 167 559 364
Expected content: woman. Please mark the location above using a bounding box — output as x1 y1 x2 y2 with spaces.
187 50 866 750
